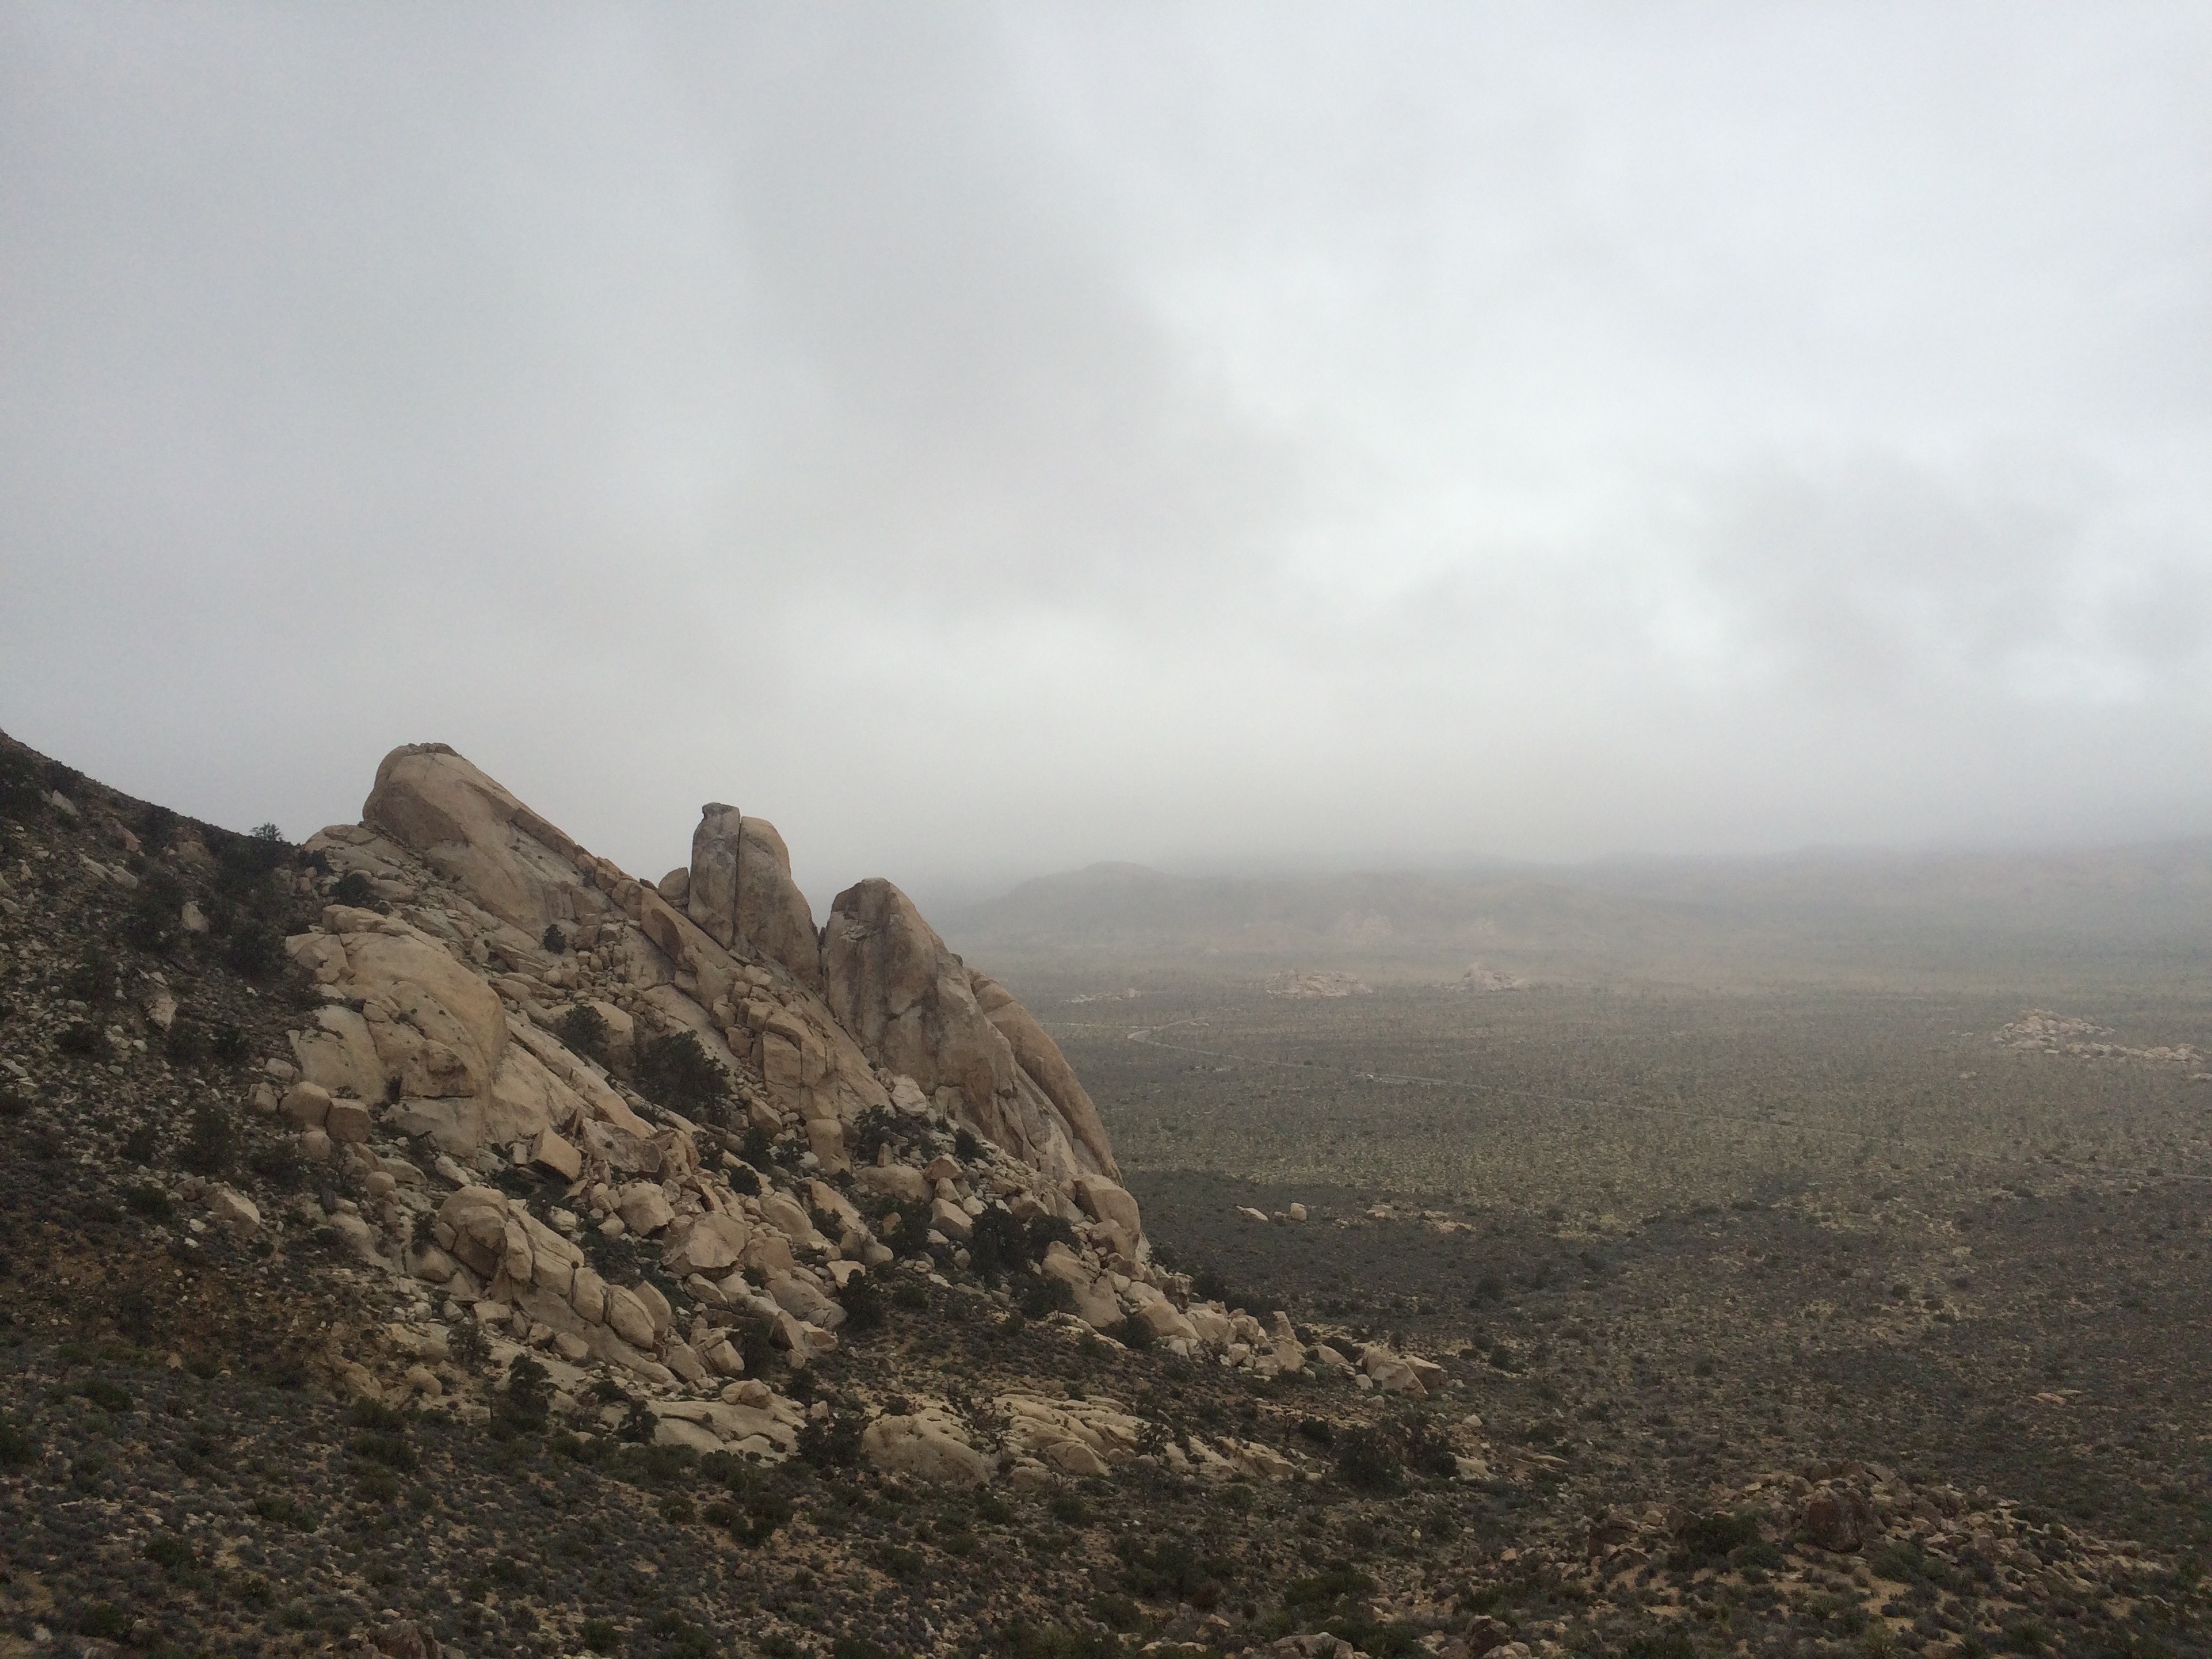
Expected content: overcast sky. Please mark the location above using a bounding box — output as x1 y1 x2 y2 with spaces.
5 3 2210 908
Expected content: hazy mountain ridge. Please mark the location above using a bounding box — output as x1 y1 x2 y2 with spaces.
941 842 2212 979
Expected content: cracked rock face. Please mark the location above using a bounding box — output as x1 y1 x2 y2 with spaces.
343 743 1120 1212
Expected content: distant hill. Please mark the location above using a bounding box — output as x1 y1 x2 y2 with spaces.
938 840 2212 982
936 861 1725 975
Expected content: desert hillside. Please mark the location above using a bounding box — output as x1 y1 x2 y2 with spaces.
0 730 2204 1659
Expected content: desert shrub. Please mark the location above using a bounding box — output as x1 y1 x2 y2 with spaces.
1120 1313 1156 1351
833 1638 890 1659
123 871 186 952
65 947 119 1004
893 1278 930 1311
552 1002 609 1065
251 1492 316 1530
224 922 284 981
849 1105 904 1164
703 1478 792 1547
209 1022 249 1063
1285 1562 1376 1611
1397 1414 1459 1479
331 871 375 907
579 1618 619 1654
541 922 567 954
207 823 289 891
144 1533 194 1572
248 1139 305 1190
495 1355 552 1435
724 1159 760 1196
0 750 44 819
633 1031 729 1123
617 1397 657 1443
1868 1540 1950 1587
447 1319 490 1372
164 1017 208 1065
121 1122 160 1163
55 1020 102 1057
954 1126 983 1161
878 1193 937 1252
989 1626 1124 1659
124 1183 171 1219
838 1272 885 1332
0 1415 35 1467
1191 1265 1238 1307
733 1313 776 1375
1118 1534 1230 1607
77 1604 129 1639
179 1101 234 1176
796 1412 863 1470
349 1430 417 1471
1017 1275 1075 1321
1334 1427 1402 1492
77 1376 131 1414
1670 1509 1764 1571
966 1207 1028 1280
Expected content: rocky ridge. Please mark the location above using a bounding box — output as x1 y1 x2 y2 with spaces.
279 743 1386 1433
2 729 2202 1659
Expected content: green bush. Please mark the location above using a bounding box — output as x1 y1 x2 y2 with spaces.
163 1017 209 1065
1334 1427 1401 1492
124 874 186 952
1017 1275 1076 1321
633 1031 730 1123
552 1002 609 1066
209 1023 250 1063
0 1416 36 1466
1285 1563 1375 1610
989 1626 1124 1659
579 1618 619 1654
0 750 45 819
66 947 119 1004
796 1412 863 1470
733 1313 776 1375
144 1534 194 1572
77 1603 129 1639
1670 1510 1763 1570
331 871 375 907
78 1378 132 1413
447 1320 491 1372
849 1105 904 1164
178 1101 234 1176
224 922 284 981
56 1021 102 1057
495 1355 552 1434
1117 1534 1230 1605
838 1272 885 1332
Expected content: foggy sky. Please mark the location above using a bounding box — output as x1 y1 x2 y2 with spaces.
5 3 2210 911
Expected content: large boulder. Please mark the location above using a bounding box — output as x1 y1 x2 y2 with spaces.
361 743 609 935
823 879 1111 1188
969 972 1120 1180
861 1409 993 1485
687 804 822 990
288 909 514 1151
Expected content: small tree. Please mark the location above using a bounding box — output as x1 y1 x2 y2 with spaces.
553 1003 611 1067
633 1031 730 1124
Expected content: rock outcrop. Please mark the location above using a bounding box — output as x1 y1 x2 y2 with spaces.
279 745 1430 1429
821 878 1114 1183
686 804 823 991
